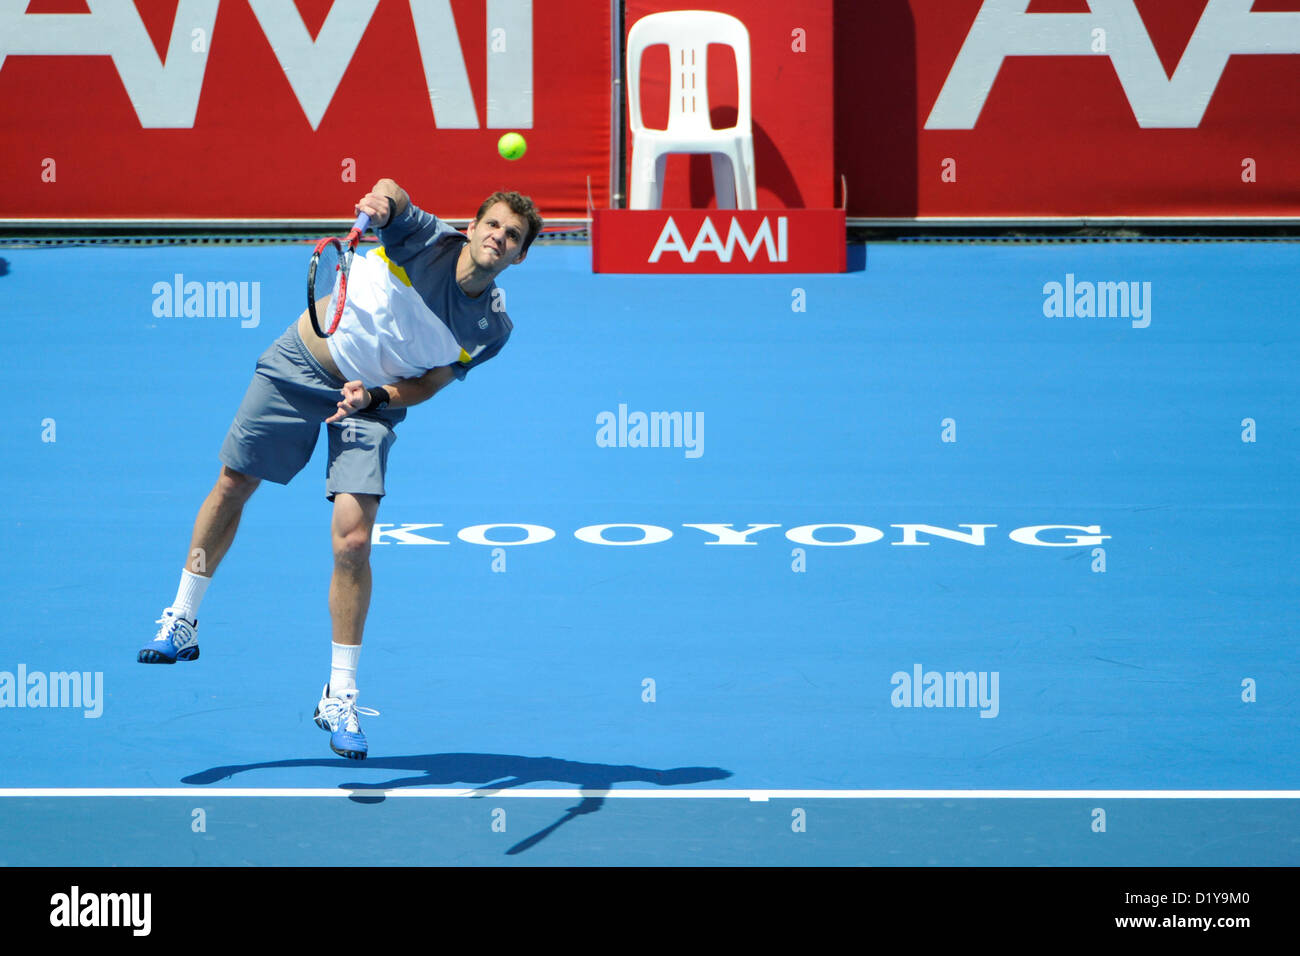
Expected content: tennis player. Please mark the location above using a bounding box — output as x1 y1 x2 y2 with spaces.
138 179 542 759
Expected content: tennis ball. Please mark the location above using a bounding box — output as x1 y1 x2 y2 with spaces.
498 132 527 161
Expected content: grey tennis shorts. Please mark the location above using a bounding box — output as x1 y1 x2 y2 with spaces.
219 322 406 501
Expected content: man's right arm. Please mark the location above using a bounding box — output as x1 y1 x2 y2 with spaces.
357 179 409 227
360 180 458 265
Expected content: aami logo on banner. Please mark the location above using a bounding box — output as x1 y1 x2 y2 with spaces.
0 1 610 220
0 1 531 130
592 209 845 273
927 0 1300 129
837 0 1300 219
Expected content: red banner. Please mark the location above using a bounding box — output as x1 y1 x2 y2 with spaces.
8 2 1295 223
836 0 1300 219
592 209 846 273
0 0 609 221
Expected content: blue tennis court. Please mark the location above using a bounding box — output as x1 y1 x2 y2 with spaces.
1 238 1297 865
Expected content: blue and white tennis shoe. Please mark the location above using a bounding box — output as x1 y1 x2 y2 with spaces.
314 684 378 759
138 608 200 663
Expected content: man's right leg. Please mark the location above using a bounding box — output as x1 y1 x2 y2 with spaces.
187 465 262 576
140 320 338 665
139 465 261 663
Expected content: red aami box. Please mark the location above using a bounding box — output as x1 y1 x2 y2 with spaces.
592 208 846 274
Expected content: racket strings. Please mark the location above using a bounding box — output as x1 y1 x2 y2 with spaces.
313 243 343 302
310 241 351 335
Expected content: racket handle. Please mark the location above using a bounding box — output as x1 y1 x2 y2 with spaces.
352 211 371 234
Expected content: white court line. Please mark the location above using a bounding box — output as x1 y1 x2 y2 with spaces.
1 789 1300 800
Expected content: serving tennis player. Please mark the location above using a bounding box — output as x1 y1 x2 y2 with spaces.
138 179 542 759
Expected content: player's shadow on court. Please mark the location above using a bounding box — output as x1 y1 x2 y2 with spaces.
183 753 732 855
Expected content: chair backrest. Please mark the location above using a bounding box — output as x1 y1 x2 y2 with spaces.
627 10 752 136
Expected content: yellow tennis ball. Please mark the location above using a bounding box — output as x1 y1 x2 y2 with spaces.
498 132 527 161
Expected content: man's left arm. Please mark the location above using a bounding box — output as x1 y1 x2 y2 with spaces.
325 366 457 423
378 366 457 409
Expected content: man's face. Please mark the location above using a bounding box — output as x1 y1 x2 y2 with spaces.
467 201 530 273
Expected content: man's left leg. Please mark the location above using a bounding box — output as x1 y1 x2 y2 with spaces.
314 491 382 759
315 406 400 758
330 491 380 649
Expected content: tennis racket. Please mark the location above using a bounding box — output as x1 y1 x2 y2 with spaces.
307 211 371 337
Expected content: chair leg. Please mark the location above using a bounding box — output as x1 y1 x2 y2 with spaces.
649 153 668 210
629 146 665 210
737 139 756 210
711 153 737 209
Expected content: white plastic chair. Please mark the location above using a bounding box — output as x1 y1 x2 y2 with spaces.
626 10 756 210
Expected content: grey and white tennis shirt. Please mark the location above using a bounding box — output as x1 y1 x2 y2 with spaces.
325 203 513 388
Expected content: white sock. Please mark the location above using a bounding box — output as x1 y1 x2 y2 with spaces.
330 642 361 693
172 569 210 621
